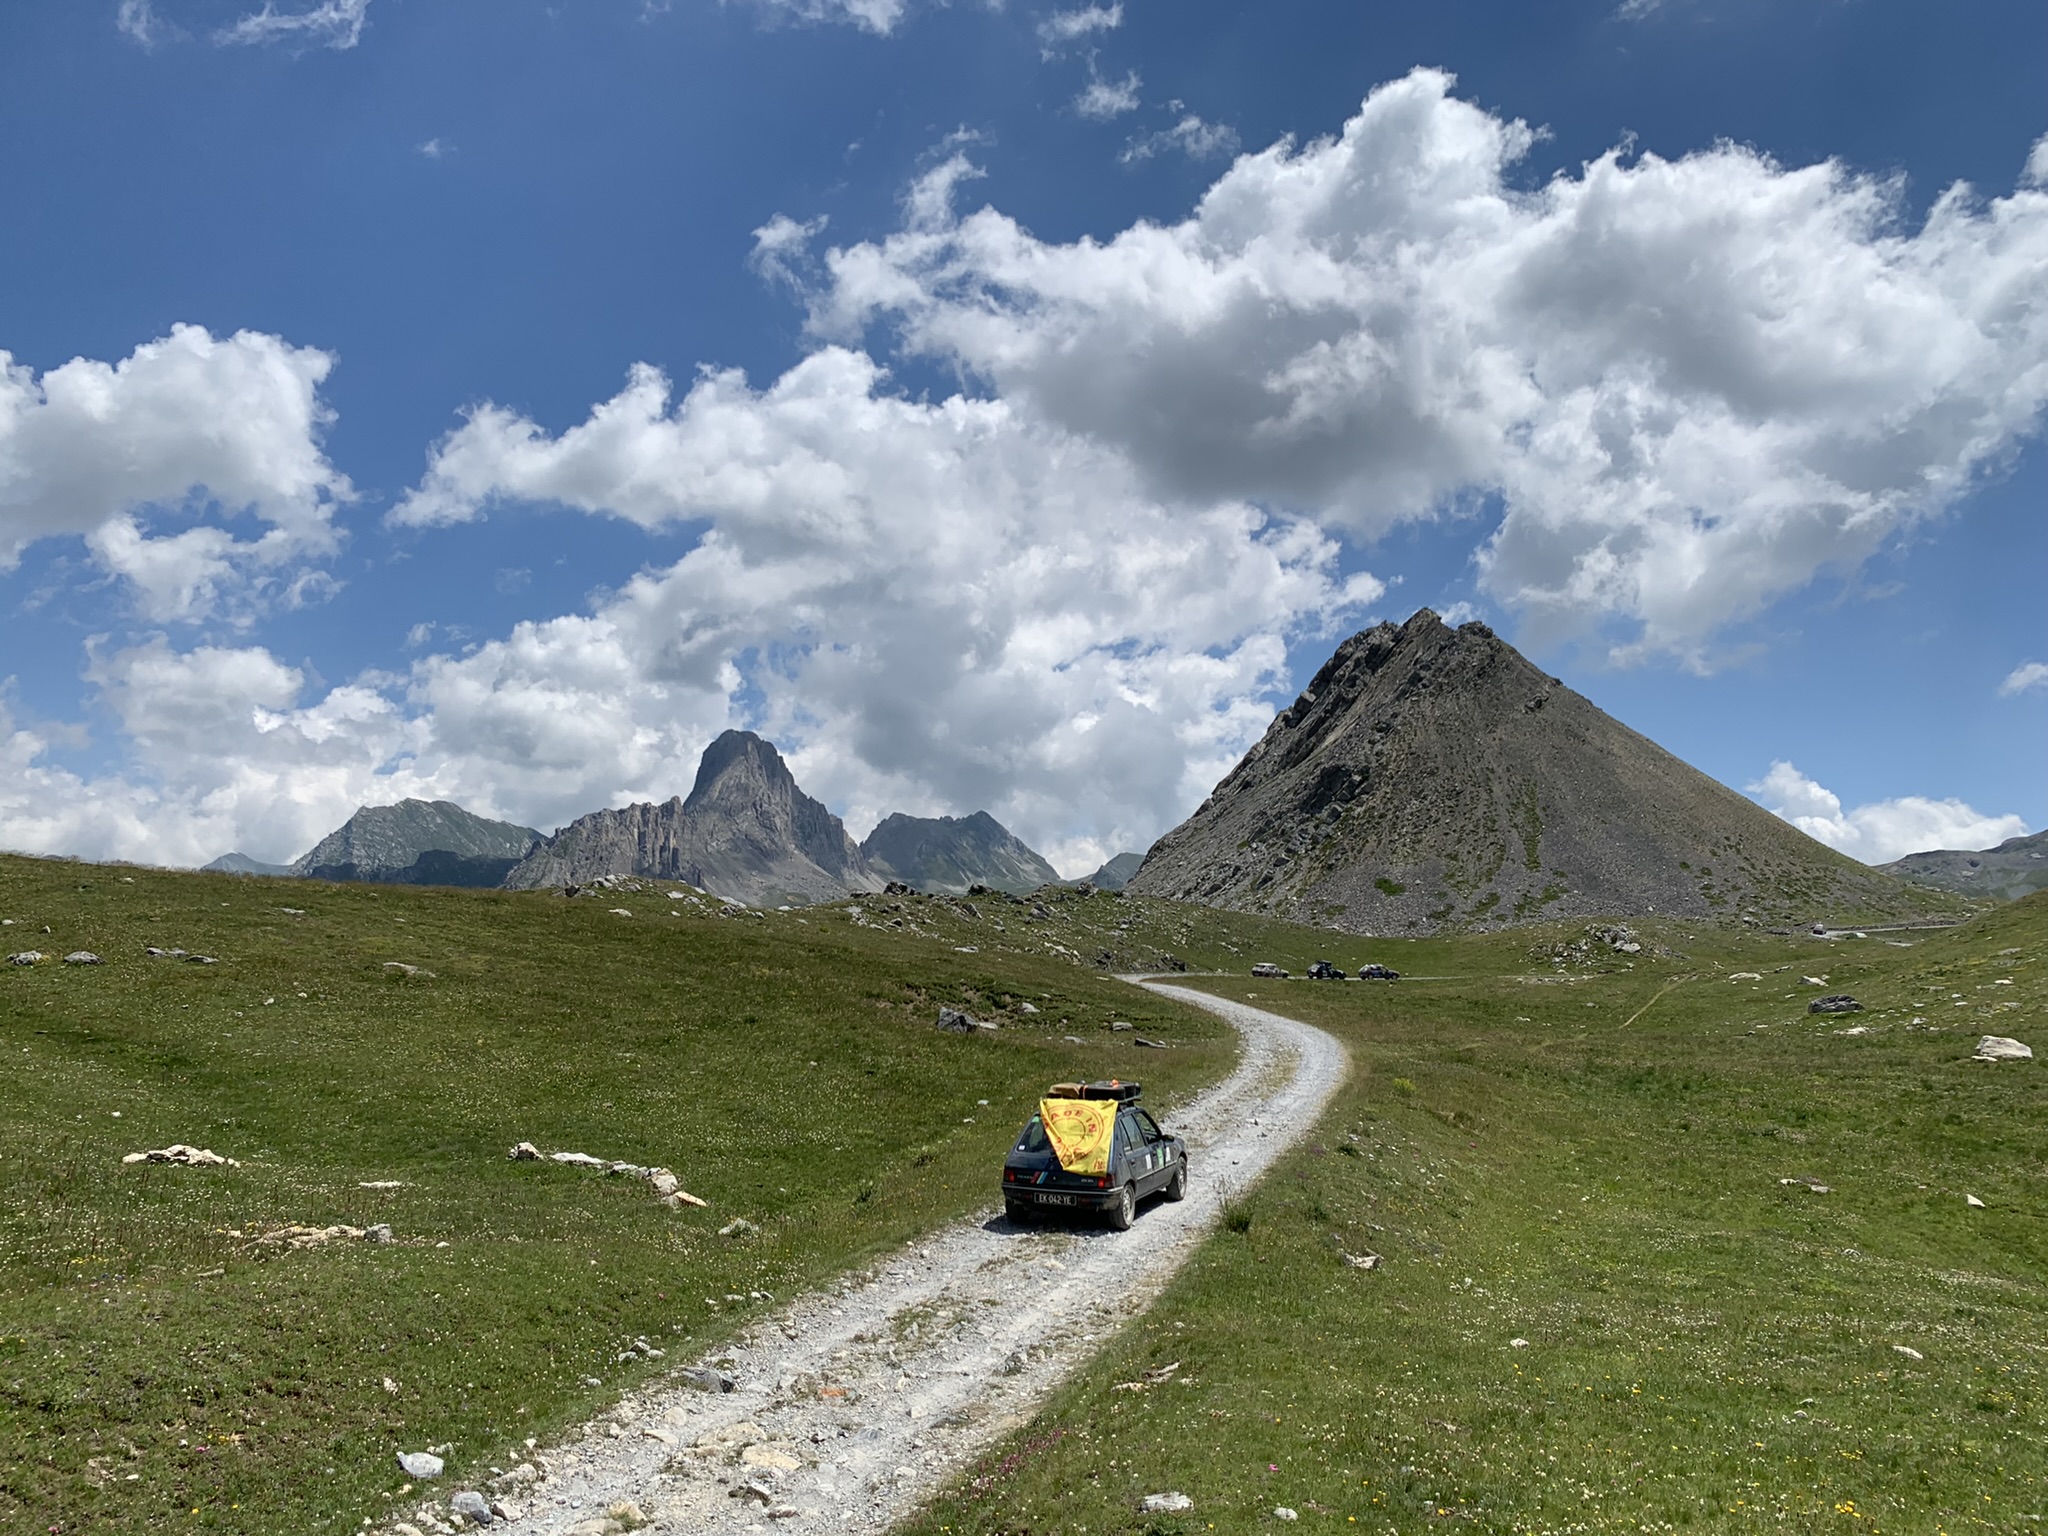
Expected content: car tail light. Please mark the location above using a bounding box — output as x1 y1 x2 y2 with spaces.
1097 1176 1108 1188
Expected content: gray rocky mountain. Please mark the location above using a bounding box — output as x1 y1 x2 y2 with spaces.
292 800 541 887
503 730 881 907
1129 609 1958 935
1882 828 2048 903
1085 852 1145 891
202 852 294 878
859 812 1060 896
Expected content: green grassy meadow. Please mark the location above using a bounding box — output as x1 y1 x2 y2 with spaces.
905 900 2048 1535
0 857 1265 1532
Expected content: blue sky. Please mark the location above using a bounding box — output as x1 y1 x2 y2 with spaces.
2 0 2044 875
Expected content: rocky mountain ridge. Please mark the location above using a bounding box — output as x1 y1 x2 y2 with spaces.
859 811 1060 896
292 800 541 888
1129 609 1958 935
1883 827 2048 903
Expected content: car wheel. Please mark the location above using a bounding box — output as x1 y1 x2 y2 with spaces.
1005 1198 1033 1226
1162 1159 1187 1202
1108 1181 1137 1230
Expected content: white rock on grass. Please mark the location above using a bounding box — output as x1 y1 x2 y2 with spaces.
1275 1509 1300 1522
1966 1194 1986 1208
1140 1492 1194 1512
1974 1036 2033 1062
1892 1344 1924 1361
121 1144 239 1168
63 951 101 965
398 1449 445 1479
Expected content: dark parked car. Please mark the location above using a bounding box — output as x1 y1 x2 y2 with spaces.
1356 963 1401 980
1305 960 1347 980
1002 1080 1187 1230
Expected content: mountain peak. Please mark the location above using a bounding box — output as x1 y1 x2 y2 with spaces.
505 732 878 906
687 730 797 809
1132 609 1949 934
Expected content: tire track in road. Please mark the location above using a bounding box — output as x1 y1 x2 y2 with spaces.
424 985 1346 1536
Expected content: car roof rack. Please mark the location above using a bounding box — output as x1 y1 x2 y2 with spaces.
1045 1079 1142 1102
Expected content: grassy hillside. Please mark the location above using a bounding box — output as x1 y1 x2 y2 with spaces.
0 857 1271 1532
904 899 2048 1534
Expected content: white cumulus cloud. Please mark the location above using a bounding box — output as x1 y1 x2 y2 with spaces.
217 0 373 49
0 325 351 621
1999 660 2048 696
1039 4 1121 54
1120 113 1240 164
362 346 1372 872
1749 760 2029 865
1075 64 1142 121
725 0 910 35
812 68 2048 667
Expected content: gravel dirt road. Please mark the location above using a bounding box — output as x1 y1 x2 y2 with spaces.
408 983 1346 1536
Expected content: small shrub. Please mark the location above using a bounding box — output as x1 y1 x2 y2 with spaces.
1221 1198 1254 1234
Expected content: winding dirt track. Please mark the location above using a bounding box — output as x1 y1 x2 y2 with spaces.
497 984 1347 1535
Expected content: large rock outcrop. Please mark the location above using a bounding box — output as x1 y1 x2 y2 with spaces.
503 731 882 907
289 800 541 888
1129 609 1958 934
1883 828 2048 904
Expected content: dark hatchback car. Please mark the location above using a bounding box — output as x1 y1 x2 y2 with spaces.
1305 960 1347 980
1002 1081 1187 1230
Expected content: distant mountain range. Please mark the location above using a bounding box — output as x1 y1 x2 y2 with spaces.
861 812 1059 896
1130 609 1958 934
1883 828 2048 903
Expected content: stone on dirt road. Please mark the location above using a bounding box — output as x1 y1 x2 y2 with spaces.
449 1489 493 1523
678 1365 737 1393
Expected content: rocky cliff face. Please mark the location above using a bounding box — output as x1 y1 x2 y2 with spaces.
1129 610 1955 934
503 731 882 907
289 800 540 887
1883 828 2048 903
859 811 1060 896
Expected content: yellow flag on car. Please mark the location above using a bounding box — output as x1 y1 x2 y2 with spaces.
1039 1096 1116 1175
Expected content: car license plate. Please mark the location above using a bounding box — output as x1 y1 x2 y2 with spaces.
1037 1192 1079 1206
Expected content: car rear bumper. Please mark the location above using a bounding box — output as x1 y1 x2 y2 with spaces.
1004 1183 1122 1213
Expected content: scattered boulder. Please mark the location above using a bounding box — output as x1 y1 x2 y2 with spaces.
398 1450 446 1479
1808 995 1863 1015
1966 1194 1986 1209
122 1144 239 1168
1018 1001 1040 1014
550 1151 608 1168
507 1141 541 1160
364 1223 395 1244
63 951 101 965
1343 1252 1382 1271
1275 1509 1300 1523
1892 1344 1925 1361
1728 971 1762 982
1974 1036 2033 1062
449 1490 493 1524
1140 1492 1194 1513
144 947 188 958
1779 1176 1831 1194
185 954 219 965
935 1006 997 1034
718 1217 759 1239
6 951 43 966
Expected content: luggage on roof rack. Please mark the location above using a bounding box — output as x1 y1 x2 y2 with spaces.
1045 1079 1142 1102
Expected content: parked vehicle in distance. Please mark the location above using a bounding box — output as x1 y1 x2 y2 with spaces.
1250 962 1289 978
1002 1080 1188 1230
1356 963 1401 980
1305 960 1347 980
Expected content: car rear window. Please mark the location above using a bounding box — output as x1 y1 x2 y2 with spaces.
1016 1116 1049 1153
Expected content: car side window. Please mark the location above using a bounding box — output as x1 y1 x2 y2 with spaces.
1136 1109 1164 1142
1114 1113 1140 1162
